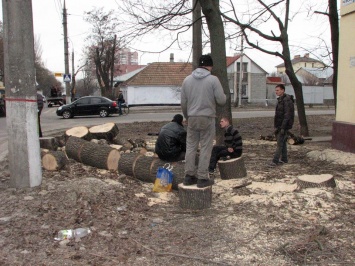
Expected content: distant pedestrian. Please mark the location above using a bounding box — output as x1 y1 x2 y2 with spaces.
181 54 226 188
269 84 295 166
37 92 44 137
155 114 186 162
117 90 125 116
208 117 242 175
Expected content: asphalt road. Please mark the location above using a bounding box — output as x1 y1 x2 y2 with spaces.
0 106 335 161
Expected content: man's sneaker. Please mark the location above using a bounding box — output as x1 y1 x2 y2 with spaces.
209 170 215 178
279 160 288 164
197 178 215 188
183 175 198 186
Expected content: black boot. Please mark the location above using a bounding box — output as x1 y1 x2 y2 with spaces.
183 175 198 186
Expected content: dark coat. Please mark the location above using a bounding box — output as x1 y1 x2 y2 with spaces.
155 122 186 161
274 94 295 130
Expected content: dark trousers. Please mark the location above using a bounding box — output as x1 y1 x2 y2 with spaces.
208 145 242 171
38 110 43 137
118 101 123 115
273 131 288 163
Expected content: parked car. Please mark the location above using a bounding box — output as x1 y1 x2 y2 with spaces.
56 96 118 119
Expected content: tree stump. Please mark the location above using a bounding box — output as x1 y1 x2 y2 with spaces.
65 126 91 141
178 183 212 210
297 174 336 189
89 123 119 142
66 136 120 170
39 137 58 151
218 156 247 179
118 153 142 177
42 151 68 170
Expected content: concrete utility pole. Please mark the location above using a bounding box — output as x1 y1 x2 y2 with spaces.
192 0 202 70
2 0 42 188
63 0 71 104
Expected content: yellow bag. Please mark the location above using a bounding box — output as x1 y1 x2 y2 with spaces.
153 163 173 192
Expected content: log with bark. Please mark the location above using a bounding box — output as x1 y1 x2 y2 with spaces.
287 132 312 145
297 174 336 189
178 183 212 210
118 153 142 177
39 137 59 151
65 126 91 141
42 151 68 171
89 123 119 142
66 136 120 170
218 156 247 179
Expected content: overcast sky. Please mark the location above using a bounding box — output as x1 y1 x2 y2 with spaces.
1 0 340 77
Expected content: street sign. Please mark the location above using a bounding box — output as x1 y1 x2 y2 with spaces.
54 72 63 77
63 74 71 82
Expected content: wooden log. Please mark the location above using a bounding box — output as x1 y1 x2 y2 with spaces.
65 126 91 141
287 132 312 145
218 156 247 180
133 155 157 182
178 183 212 210
54 135 66 147
89 123 119 142
42 151 68 171
65 136 120 170
297 174 336 189
118 153 142 177
39 137 58 151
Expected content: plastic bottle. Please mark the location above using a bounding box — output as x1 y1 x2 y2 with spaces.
55 228 91 240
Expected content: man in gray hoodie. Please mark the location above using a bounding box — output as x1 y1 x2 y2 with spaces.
181 54 226 188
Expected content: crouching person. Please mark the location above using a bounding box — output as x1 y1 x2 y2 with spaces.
208 117 242 176
155 114 186 162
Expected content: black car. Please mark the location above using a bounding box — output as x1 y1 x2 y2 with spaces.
56 96 118 119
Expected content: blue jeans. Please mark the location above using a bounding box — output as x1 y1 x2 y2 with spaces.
273 131 288 163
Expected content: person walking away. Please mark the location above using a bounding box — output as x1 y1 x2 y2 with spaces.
269 84 295 166
155 114 186 162
181 54 226 188
117 90 125 115
208 117 242 175
37 92 44 137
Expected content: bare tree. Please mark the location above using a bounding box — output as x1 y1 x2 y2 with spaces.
0 21 4 82
84 8 121 98
222 0 310 136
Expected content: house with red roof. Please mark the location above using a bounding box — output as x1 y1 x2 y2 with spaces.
226 54 269 104
119 61 192 106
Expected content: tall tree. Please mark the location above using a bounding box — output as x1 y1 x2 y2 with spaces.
0 21 4 82
84 8 121 97
222 0 309 136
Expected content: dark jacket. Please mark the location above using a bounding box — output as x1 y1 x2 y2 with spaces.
224 125 242 152
155 122 186 161
274 94 295 130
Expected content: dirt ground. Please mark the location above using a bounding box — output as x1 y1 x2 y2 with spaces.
0 114 354 266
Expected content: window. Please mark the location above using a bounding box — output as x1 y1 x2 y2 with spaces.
77 98 90 105
91 97 103 104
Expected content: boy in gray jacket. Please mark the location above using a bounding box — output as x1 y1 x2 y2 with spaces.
181 54 226 188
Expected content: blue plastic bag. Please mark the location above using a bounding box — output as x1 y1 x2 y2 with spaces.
153 163 173 192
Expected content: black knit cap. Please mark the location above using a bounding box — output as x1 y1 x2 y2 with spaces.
199 54 213 67
172 114 184 125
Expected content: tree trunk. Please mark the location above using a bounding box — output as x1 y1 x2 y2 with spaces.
328 0 339 111
66 136 120 170
297 174 336 189
89 122 119 142
281 35 309 136
218 156 247 179
199 0 231 144
42 151 68 171
178 183 212 210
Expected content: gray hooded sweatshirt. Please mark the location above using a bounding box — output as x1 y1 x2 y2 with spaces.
181 67 226 119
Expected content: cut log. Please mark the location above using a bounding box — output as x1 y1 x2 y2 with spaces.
42 151 68 171
297 174 336 189
89 123 119 142
260 135 276 141
65 126 91 141
287 132 312 145
54 135 66 147
66 136 120 170
218 156 247 179
39 137 58 151
133 155 157 182
178 183 212 210
118 153 142 177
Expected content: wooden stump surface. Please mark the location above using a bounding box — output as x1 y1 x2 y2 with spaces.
218 156 247 180
65 126 91 141
178 183 212 210
297 174 336 189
